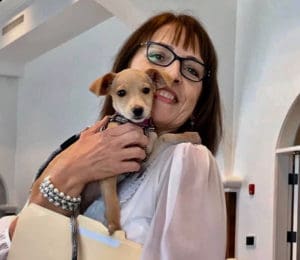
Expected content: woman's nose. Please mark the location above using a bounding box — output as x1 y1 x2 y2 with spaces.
165 60 182 84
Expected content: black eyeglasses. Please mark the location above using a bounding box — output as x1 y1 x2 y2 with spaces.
141 41 210 82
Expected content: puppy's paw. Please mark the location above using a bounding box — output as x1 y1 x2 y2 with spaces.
159 132 201 144
108 221 122 235
158 133 178 143
146 132 157 154
181 132 201 144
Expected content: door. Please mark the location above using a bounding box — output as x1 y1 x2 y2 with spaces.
276 147 300 260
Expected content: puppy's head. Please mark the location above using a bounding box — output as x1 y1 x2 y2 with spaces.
90 68 170 123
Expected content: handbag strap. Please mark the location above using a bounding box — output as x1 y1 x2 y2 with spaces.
71 214 78 260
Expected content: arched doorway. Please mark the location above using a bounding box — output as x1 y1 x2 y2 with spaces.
294 126 300 145
275 94 300 260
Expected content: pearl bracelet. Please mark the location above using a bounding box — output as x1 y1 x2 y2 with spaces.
39 176 81 212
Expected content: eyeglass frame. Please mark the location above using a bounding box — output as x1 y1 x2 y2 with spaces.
140 41 211 82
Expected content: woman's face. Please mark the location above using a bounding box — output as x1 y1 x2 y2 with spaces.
130 24 203 133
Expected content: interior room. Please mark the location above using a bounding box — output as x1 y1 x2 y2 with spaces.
0 0 299 259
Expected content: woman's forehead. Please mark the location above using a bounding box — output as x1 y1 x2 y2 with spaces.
150 24 200 55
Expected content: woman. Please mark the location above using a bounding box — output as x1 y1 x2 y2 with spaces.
0 12 226 259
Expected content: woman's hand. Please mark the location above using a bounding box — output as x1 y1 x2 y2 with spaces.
29 117 149 215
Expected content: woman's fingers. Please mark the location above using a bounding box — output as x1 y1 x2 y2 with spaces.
79 124 149 181
27 120 151 215
82 117 109 135
101 123 149 148
120 146 147 162
82 119 148 150
118 160 142 173
88 157 142 181
34 122 150 191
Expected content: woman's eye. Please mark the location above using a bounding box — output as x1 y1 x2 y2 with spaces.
185 66 200 77
148 52 165 62
142 87 151 94
117 89 126 97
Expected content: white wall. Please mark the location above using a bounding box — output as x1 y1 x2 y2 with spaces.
14 17 131 206
0 76 18 204
234 1 300 259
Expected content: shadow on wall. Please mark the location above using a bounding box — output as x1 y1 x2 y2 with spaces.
0 175 7 204
0 176 18 217
294 125 300 145
277 94 300 149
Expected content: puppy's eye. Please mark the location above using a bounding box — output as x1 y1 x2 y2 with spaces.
117 89 126 97
142 87 151 94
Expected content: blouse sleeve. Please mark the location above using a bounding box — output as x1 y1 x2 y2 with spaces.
0 216 16 260
142 143 226 260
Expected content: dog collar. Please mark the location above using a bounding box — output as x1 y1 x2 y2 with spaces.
109 113 155 135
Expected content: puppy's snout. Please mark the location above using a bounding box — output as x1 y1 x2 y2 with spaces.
133 106 144 117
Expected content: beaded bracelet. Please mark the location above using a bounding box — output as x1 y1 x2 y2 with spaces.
39 176 81 212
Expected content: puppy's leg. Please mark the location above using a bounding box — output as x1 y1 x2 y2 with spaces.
80 182 102 213
100 177 121 235
148 132 201 163
146 132 157 154
159 132 201 144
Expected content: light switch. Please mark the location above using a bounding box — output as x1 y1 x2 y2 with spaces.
246 235 255 247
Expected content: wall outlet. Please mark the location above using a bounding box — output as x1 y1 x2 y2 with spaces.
246 235 256 247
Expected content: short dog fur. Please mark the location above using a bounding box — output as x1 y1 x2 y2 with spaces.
88 68 171 234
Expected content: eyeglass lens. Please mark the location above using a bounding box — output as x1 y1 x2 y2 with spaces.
146 42 206 82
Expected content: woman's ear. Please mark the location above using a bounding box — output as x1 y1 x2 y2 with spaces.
145 68 172 89
89 72 116 96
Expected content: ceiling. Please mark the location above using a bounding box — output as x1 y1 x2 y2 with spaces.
0 0 114 77
0 0 146 77
0 0 33 26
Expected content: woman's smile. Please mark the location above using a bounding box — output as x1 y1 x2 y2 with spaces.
155 88 177 104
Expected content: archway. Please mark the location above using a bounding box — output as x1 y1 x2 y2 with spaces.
275 94 300 260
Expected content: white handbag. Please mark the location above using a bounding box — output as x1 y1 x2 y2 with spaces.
8 203 142 260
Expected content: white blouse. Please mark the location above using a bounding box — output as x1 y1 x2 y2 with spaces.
0 141 226 260
123 142 226 259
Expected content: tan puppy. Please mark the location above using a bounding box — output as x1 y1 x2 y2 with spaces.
89 68 170 234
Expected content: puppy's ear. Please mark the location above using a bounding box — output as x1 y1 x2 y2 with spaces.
89 73 116 96
145 68 172 89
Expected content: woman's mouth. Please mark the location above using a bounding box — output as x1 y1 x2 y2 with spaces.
155 89 177 104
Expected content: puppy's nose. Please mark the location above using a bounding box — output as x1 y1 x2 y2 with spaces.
133 107 144 117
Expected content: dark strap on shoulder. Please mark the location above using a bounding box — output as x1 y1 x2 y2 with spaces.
34 134 80 181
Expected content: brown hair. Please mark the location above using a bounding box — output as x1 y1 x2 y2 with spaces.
100 12 223 155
